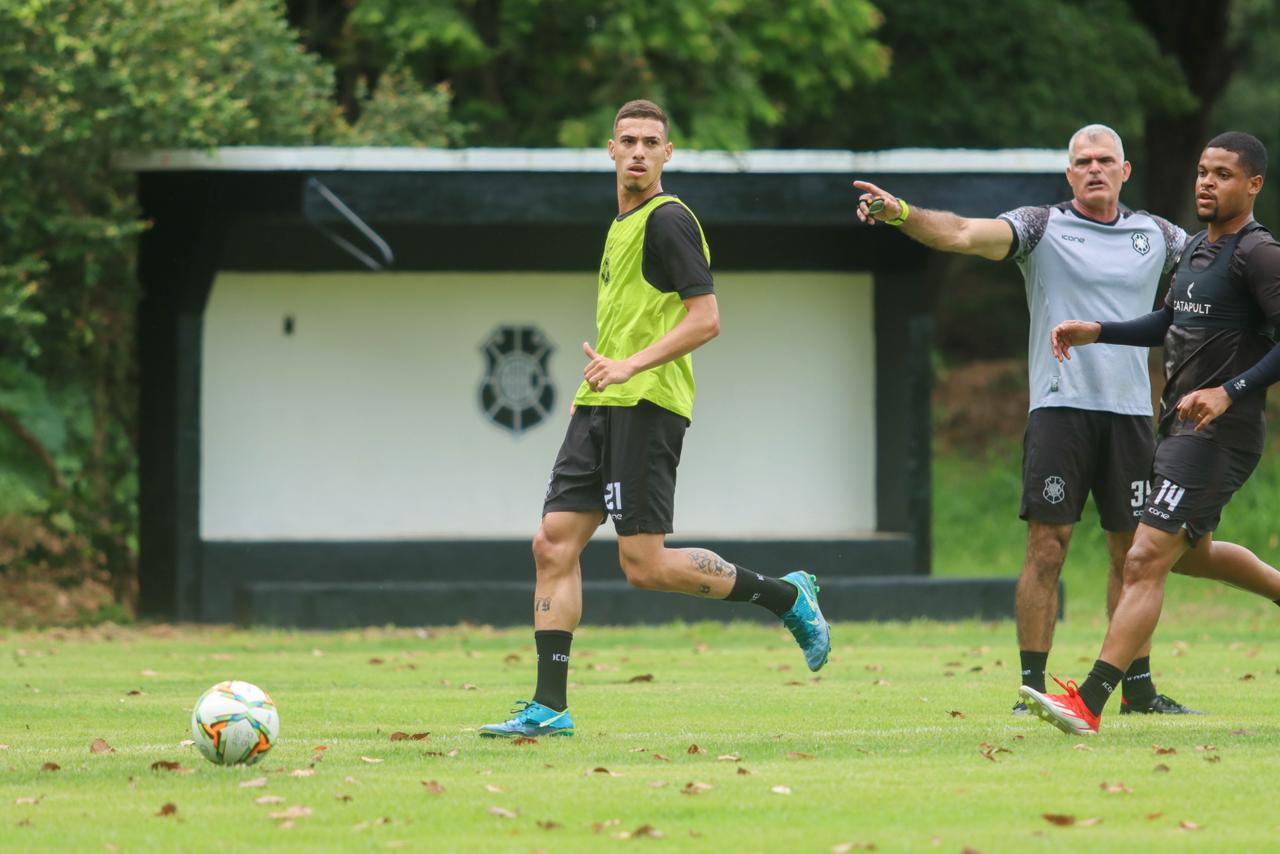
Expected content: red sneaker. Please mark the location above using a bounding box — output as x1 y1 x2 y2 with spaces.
1018 676 1101 735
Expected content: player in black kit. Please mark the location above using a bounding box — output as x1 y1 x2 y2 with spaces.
1023 132 1280 735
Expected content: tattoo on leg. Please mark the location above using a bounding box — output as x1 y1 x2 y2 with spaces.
687 549 737 581
535 597 551 613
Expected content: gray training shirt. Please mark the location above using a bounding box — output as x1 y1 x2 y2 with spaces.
999 202 1188 415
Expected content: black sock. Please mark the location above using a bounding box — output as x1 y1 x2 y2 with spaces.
1122 655 1157 706
1078 659 1125 717
532 630 573 712
1019 650 1048 693
724 566 798 618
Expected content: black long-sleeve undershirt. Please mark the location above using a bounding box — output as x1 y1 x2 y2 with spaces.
1097 305 1280 401
1095 306 1173 348
1224 338 1280 401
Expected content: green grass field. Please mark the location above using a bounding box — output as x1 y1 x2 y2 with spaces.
4 606 1280 852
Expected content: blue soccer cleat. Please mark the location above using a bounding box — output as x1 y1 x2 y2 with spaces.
781 571 830 671
478 700 575 738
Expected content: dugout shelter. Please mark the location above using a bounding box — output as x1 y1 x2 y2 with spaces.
122 146 1068 627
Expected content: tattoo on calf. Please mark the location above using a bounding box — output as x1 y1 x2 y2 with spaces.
535 597 551 612
688 549 737 581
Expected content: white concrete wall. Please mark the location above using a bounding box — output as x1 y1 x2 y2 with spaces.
200 272 875 541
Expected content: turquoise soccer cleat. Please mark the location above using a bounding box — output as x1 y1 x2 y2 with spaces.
780 571 831 671
478 700 575 738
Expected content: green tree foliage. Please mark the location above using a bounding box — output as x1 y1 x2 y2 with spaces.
804 0 1195 151
342 0 891 148
0 0 342 598
1212 0 1280 230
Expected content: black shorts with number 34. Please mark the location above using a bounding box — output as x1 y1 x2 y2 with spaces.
1020 407 1155 532
542 400 687 535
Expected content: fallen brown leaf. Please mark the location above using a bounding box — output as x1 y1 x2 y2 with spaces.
588 767 618 777
538 820 562 830
240 777 268 789
631 825 663 838
1042 814 1076 826
652 753 670 762
628 674 655 683
948 711 966 719
1195 744 1218 752
335 793 352 802
1146 812 1164 821
1205 755 1222 764
737 766 752 776
682 781 713 795
90 738 115 754
368 658 384 665
687 744 707 755
488 806 518 819
1240 673 1255 681
592 819 622 833
511 737 537 746
1152 744 1176 755
156 803 177 817
484 784 504 793
421 780 445 795
410 732 429 741
1178 820 1202 831
504 654 521 664
389 732 410 742
461 683 478 691
787 751 814 760
150 760 185 772
254 796 286 805
313 745 328 752
1100 782 1132 794
1153 763 1171 773
41 762 60 772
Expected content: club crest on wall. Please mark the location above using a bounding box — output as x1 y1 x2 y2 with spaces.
479 326 555 434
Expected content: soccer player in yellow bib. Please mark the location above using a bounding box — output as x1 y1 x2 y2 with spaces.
480 100 830 738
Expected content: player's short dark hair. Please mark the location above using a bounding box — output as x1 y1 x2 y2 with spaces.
615 100 668 137
1205 131 1268 178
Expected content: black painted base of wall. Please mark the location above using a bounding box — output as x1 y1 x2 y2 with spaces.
236 576 1030 628
198 536 917 622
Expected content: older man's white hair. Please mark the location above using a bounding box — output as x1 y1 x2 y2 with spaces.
1067 124 1125 162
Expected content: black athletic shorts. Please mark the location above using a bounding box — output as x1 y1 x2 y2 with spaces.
542 400 688 535
1141 433 1261 545
1019 407 1155 532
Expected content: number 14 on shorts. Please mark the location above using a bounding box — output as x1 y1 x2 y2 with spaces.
1150 478 1186 512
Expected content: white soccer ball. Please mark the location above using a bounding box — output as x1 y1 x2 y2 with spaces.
191 680 280 765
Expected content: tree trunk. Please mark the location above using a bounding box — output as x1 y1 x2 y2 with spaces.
1134 0 1235 226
